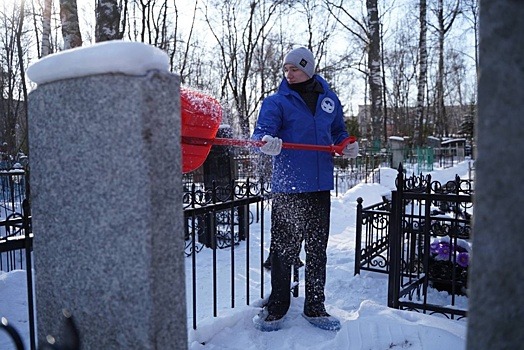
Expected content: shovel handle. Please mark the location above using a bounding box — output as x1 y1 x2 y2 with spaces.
182 136 356 155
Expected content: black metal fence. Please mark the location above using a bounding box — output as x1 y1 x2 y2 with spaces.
0 169 36 350
4 148 468 346
355 165 473 319
355 197 391 275
183 179 268 251
0 169 30 270
183 151 391 198
183 178 271 329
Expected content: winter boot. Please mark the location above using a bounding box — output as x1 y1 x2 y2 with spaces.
253 308 285 332
302 308 341 331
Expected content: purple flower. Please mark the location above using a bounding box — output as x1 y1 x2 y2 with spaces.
456 252 469 267
436 242 451 260
429 237 471 267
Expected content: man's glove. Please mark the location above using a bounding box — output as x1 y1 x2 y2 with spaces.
260 135 282 156
343 141 359 159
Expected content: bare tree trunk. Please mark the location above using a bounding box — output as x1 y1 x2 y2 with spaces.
325 0 375 139
41 0 53 56
59 0 82 49
366 0 383 143
436 0 445 136
434 0 460 137
16 0 28 130
463 0 479 83
95 0 123 42
415 0 427 146
380 23 388 142
177 1 198 82
120 0 128 39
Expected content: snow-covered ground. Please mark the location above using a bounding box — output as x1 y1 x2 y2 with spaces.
0 161 470 350
0 160 473 350
186 161 472 350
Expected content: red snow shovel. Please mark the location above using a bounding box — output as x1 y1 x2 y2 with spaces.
180 88 357 173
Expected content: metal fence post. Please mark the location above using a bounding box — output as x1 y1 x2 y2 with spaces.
354 197 364 275
22 199 36 350
387 189 400 309
387 165 404 309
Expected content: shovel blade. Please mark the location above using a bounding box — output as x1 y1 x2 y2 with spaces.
181 88 223 173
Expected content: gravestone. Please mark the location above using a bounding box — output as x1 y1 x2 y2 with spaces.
199 125 234 248
26 42 187 349
388 136 405 169
467 1 524 348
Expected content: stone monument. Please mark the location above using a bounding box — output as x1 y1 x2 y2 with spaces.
388 136 405 169
467 1 524 348
26 41 187 349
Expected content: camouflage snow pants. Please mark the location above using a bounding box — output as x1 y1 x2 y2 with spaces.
267 191 331 316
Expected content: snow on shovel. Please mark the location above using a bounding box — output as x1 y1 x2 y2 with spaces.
180 88 356 174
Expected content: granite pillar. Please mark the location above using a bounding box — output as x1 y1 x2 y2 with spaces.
27 44 186 349
467 1 524 348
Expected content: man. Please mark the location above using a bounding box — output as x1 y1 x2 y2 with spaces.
251 47 358 332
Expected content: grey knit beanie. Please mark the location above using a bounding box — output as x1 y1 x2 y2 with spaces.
283 47 315 78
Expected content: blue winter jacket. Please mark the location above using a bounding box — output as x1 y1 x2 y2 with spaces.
252 75 349 194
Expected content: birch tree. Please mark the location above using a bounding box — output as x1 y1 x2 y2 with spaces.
462 0 479 80
41 0 53 56
415 0 428 145
59 0 82 49
366 0 383 142
325 0 383 142
95 0 123 42
432 0 460 137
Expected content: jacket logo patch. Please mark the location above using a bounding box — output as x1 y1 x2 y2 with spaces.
321 97 335 113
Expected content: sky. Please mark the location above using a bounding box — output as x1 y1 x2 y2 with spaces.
1 41 473 349
3 0 477 116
